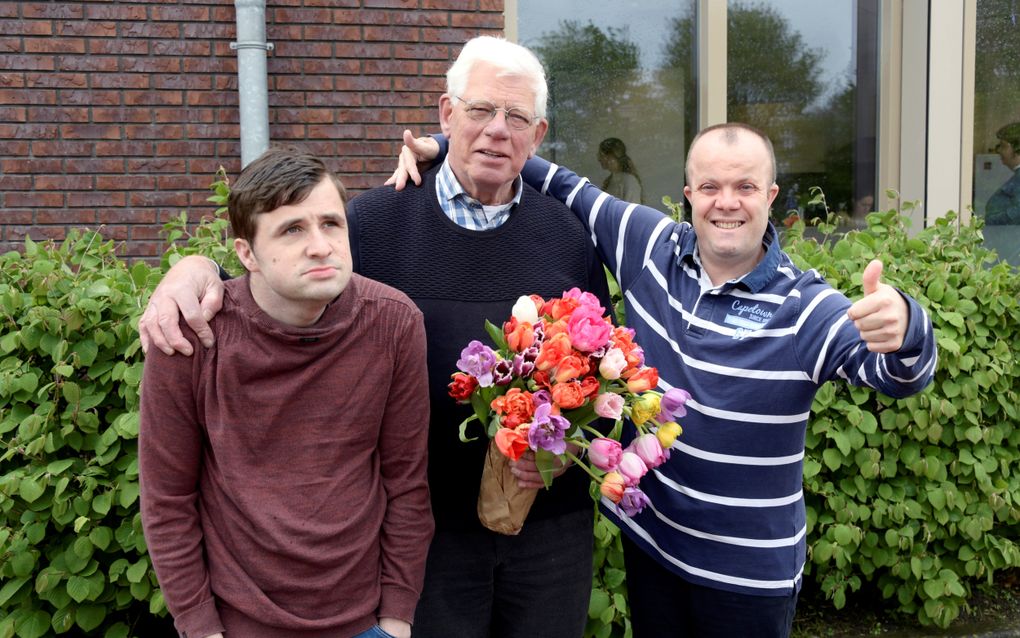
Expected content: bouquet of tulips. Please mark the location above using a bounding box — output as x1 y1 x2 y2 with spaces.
449 288 691 535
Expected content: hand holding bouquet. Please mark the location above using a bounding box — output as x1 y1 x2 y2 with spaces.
449 288 691 534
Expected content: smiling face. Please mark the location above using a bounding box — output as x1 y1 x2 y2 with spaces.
234 177 352 327
439 61 549 205
683 128 780 285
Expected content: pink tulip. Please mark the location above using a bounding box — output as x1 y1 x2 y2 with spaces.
593 392 624 420
629 433 669 469
589 437 623 472
598 348 628 380
617 452 648 486
567 306 612 353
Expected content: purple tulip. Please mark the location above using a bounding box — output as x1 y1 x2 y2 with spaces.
659 388 692 420
456 340 498 387
493 359 513 386
527 403 570 455
619 487 650 516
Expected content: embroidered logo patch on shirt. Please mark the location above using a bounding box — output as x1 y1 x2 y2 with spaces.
724 300 775 339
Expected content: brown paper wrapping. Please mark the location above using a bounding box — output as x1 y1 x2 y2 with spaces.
477 439 538 535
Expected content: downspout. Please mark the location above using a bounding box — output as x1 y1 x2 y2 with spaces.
231 0 273 168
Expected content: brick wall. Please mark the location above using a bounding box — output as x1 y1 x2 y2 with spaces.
0 0 504 261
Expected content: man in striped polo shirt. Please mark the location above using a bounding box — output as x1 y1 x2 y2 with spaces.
389 121 937 637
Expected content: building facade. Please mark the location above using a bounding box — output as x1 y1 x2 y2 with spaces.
1 0 1017 265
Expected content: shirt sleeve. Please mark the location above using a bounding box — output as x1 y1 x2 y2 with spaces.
375 308 434 623
139 339 225 638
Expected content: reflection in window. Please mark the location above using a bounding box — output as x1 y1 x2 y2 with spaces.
518 1 696 214
973 0 1020 266
726 0 878 231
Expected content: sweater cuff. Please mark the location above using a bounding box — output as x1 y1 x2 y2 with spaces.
378 584 420 625
175 597 225 638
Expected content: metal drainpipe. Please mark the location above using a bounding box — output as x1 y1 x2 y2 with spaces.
231 0 273 168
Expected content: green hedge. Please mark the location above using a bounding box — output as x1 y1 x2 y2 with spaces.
2 200 1018 637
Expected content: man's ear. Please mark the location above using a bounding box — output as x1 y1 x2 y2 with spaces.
234 238 257 272
439 94 454 137
683 185 694 205
529 118 549 158
766 183 780 208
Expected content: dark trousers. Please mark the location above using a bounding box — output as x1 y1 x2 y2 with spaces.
412 508 594 638
622 535 798 638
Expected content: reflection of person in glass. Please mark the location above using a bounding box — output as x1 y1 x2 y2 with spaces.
986 122 1020 225
598 137 643 204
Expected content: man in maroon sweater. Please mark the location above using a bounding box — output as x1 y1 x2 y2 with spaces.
139 148 433 638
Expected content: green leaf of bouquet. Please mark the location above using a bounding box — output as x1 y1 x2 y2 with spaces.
470 391 489 427
484 319 508 351
535 449 558 489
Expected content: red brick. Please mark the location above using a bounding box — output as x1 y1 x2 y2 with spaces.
307 124 365 139
120 241 163 258
211 6 235 21
188 159 228 175
25 72 86 88
31 140 91 157
391 11 450 26
34 175 94 190
29 106 89 122
120 22 181 39
268 24 303 40
85 5 146 20
126 124 183 140
393 76 445 91
123 90 183 106
271 124 311 140
151 5 209 21
213 75 239 91
337 108 395 124
60 124 120 140
394 43 451 60
97 175 156 191
334 75 393 91
275 7 333 23
362 59 419 75
396 108 440 124
451 12 503 28
276 75 336 92
0 36 18 53
0 73 24 88
67 192 127 208
273 41 333 58
95 141 155 156
100 209 157 224
0 175 32 190
334 42 392 59
423 27 476 43
126 223 163 238
88 39 149 55
186 123 237 139
304 25 361 41
0 88 54 104
181 23 233 39
216 109 239 124
98 224 129 241
337 141 396 156
22 3 83 19
5 192 65 207
156 108 215 124
59 89 118 106
56 55 118 73
57 21 117 38
275 108 335 124
0 140 29 156
129 191 188 207
331 157 365 173
304 92 363 107
365 25 421 42
0 210 34 223
8 226 68 242
156 175 208 190
2 158 62 173
122 57 182 74
151 40 212 57
339 174 377 190
215 141 241 158
363 0 419 6
152 74 212 90
479 0 504 9
293 140 336 156
0 20 51 36
25 38 85 54
0 106 26 120
91 73 151 90
268 92 307 107
423 60 451 75
297 59 360 76
92 107 153 124
364 124 412 139
182 57 235 74
126 158 187 173
36 209 98 223
64 158 126 173
4 55 55 72
363 92 422 107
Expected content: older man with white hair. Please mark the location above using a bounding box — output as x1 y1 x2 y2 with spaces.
139 37 608 638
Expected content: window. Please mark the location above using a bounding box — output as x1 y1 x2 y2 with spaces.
973 0 1020 265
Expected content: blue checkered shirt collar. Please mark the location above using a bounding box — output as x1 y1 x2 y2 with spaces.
435 157 523 231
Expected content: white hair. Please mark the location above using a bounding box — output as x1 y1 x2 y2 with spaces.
446 36 548 118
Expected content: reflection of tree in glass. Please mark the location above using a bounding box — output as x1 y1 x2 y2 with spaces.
976 0 1020 84
530 21 642 162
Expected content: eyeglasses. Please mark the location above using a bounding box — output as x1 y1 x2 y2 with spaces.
454 96 538 130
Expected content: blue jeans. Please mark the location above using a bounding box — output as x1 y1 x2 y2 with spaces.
412 508 594 638
622 535 799 638
352 626 396 638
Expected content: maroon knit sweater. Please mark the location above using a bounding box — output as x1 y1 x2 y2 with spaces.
139 274 433 638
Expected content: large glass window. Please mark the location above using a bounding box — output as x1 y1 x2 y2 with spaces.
973 0 1020 265
518 1 696 213
727 0 879 229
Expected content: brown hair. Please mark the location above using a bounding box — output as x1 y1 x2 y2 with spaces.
685 122 777 185
997 122 1020 152
228 146 348 243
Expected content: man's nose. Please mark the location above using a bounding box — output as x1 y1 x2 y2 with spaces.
305 228 333 256
716 188 741 209
483 111 512 137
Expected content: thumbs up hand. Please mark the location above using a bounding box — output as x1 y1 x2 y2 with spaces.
846 260 910 353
